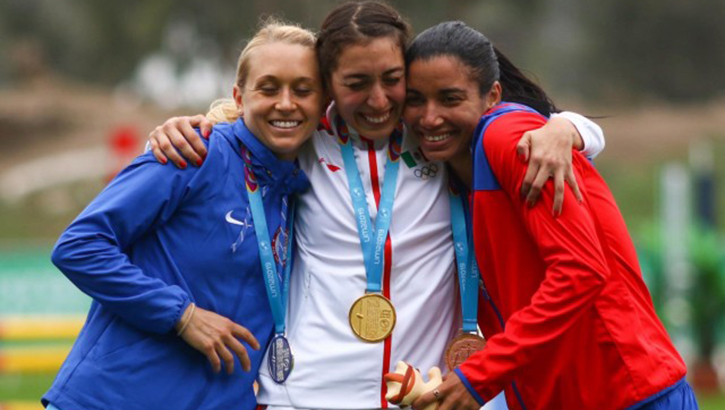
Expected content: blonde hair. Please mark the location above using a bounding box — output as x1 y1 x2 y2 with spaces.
207 19 317 123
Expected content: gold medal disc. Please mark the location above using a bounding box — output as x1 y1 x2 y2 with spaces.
349 293 396 343
445 333 486 371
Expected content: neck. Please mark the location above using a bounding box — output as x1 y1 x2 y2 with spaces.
447 152 473 189
275 151 297 162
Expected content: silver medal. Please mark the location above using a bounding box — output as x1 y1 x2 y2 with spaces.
268 334 294 383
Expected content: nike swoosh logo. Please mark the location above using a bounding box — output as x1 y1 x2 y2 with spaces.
225 211 246 226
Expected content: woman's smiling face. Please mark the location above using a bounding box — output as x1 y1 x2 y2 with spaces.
234 41 323 160
404 55 500 163
328 36 406 140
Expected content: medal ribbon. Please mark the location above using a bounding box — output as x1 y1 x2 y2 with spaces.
449 185 480 334
243 146 296 335
336 116 403 294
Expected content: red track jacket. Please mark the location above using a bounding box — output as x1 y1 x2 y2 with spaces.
456 104 687 410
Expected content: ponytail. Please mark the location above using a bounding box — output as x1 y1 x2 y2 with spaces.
494 47 557 116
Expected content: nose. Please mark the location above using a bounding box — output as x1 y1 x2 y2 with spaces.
275 88 296 112
367 82 388 111
419 102 443 129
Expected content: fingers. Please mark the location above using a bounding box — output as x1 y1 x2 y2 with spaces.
232 323 260 351
152 123 189 169
411 390 437 410
175 118 208 166
520 160 539 201
226 335 251 372
161 121 196 168
566 170 583 203
149 138 168 165
147 116 211 168
517 132 532 162
552 168 565 217
179 307 258 375
216 341 236 374
524 166 550 207
188 114 214 139
524 160 581 216
202 341 222 373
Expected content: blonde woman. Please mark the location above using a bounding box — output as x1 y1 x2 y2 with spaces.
43 21 322 410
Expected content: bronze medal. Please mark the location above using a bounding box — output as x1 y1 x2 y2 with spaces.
349 293 396 342
445 332 486 371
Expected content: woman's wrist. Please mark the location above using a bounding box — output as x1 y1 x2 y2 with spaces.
176 303 196 336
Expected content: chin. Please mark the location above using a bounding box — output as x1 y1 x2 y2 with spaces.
426 153 450 162
364 124 397 140
420 147 455 163
268 139 304 157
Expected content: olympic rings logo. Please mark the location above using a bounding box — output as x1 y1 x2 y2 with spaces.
414 164 439 179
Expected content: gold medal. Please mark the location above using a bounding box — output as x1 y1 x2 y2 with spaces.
445 332 486 371
349 293 396 342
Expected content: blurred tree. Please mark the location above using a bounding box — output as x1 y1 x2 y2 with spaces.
580 0 725 103
1 0 723 104
0 0 176 85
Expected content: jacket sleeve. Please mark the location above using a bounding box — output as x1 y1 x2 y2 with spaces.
550 111 605 159
50 152 200 334
457 112 612 401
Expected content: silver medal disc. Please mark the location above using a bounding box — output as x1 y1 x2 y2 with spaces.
268 334 294 384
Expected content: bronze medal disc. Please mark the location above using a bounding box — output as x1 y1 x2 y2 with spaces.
445 333 486 371
348 293 396 343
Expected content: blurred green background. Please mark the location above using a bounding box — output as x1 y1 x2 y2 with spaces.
1 0 724 408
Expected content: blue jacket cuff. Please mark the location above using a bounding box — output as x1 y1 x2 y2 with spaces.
454 368 486 406
169 295 192 334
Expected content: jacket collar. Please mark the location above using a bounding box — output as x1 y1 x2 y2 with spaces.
230 118 310 195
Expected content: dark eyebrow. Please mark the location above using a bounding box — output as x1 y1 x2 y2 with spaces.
342 74 369 81
255 75 317 83
383 67 405 76
343 67 404 81
439 88 467 95
254 75 280 83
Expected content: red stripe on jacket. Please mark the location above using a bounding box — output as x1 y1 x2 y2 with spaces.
362 137 394 408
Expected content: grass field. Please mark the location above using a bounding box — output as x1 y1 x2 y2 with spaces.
1 373 724 409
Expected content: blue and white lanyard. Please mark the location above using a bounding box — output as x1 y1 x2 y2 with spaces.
335 116 404 293
243 146 295 335
449 185 480 334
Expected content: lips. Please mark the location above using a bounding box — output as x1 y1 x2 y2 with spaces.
269 120 302 129
423 133 453 142
360 110 392 125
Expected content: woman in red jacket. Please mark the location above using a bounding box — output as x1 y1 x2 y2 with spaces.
404 21 696 410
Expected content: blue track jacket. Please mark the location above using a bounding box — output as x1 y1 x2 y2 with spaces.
42 119 310 410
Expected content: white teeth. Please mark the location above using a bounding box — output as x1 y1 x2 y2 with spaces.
271 121 301 129
363 112 390 124
424 133 452 142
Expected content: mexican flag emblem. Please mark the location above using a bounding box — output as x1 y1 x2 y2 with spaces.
401 147 429 168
